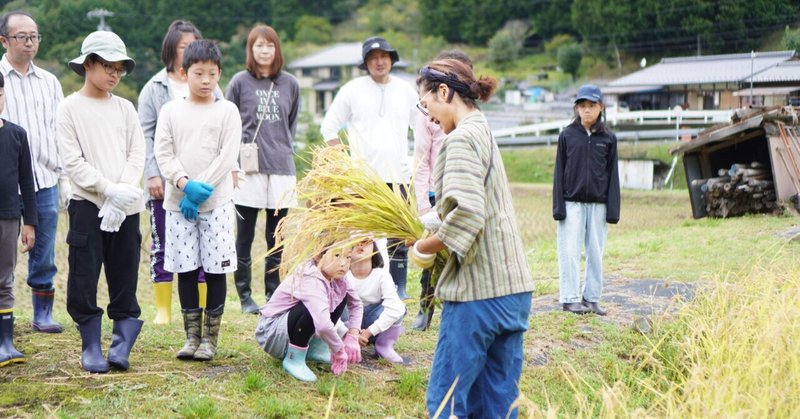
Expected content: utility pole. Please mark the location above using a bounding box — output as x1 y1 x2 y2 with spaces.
749 50 755 107
87 9 113 31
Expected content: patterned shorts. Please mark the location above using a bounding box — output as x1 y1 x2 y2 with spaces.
164 202 237 274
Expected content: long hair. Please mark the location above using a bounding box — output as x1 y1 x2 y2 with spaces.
572 100 609 134
245 24 284 79
161 20 202 72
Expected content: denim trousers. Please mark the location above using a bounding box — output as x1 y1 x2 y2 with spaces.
27 186 58 290
557 201 608 303
426 292 532 419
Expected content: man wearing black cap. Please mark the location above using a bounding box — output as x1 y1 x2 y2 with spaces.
321 36 418 299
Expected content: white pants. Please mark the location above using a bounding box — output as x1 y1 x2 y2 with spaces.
165 202 237 274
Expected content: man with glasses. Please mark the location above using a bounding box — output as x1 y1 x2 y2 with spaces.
320 36 418 300
0 10 65 333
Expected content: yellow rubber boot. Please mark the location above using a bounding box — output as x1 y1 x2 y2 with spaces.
153 282 172 324
198 282 208 309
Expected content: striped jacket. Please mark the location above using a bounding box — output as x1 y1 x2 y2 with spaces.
0 54 64 191
433 111 534 302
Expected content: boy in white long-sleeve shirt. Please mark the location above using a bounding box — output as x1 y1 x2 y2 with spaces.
57 31 145 374
155 39 241 362
346 238 406 363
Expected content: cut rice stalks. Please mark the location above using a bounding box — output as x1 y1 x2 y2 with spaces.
269 144 448 282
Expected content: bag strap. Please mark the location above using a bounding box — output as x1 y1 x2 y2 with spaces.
245 81 275 144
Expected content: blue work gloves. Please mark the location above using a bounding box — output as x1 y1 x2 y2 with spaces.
179 197 200 221
179 180 214 221
183 180 214 205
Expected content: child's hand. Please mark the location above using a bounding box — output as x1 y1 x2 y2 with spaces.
358 329 372 347
179 197 199 221
410 242 436 269
343 333 362 364
147 176 165 200
182 180 214 205
331 348 348 375
20 225 35 253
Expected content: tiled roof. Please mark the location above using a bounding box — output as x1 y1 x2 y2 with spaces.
745 60 800 83
609 50 796 87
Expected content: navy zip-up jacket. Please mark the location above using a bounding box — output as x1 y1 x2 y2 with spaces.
552 121 620 224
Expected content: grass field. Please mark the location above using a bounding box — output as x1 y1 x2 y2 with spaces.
2 183 799 417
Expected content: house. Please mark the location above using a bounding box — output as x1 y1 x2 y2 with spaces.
605 51 798 111
287 43 411 116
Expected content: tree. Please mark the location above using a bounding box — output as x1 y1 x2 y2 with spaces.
782 26 800 51
487 21 530 68
557 43 582 80
294 15 333 44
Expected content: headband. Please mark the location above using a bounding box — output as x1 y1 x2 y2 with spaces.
419 66 475 99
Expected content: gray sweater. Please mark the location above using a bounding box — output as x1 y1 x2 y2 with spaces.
225 70 300 176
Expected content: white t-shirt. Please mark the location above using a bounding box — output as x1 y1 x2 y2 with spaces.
320 75 418 183
346 267 405 335
167 77 189 100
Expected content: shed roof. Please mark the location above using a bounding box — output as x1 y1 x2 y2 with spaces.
609 50 796 87
745 60 800 83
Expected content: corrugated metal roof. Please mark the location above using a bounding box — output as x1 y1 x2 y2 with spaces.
609 50 796 87
745 60 800 83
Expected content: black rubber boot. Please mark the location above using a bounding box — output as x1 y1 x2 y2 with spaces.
388 240 409 300
411 269 436 331
264 254 281 302
78 315 109 373
0 311 25 366
107 318 144 371
234 265 259 314
31 288 64 333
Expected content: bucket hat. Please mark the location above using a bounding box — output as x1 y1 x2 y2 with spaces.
358 36 399 70
69 31 135 77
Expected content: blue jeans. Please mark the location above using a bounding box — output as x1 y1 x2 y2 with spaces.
557 201 608 303
426 292 532 419
27 186 58 290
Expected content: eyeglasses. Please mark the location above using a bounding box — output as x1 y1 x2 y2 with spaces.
96 60 127 77
4 33 42 44
416 90 431 116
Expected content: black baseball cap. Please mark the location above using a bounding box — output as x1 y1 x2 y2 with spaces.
358 36 399 70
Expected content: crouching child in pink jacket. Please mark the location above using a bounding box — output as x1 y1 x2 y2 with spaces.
255 245 363 382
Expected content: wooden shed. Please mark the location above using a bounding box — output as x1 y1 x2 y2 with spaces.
671 107 800 218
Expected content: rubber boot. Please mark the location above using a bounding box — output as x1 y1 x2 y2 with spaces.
193 306 223 361
31 288 64 333
0 310 25 367
176 308 203 360
107 318 144 371
375 325 404 363
198 282 208 310
411 270 435 331
234 267 259 314
306 336 331 363
152 282 172 324
78 315 109 373
389 248 409 300
264 254 282 302
282 344 317 382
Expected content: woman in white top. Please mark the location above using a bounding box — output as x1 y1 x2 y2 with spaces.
346 238 406 363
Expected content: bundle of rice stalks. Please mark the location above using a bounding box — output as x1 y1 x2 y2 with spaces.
270 144 448 282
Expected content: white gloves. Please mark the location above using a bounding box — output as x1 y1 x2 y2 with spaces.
420 210 442 231
58 177 72 209
98 199 126 232
409 242 436 269
104 183 142 212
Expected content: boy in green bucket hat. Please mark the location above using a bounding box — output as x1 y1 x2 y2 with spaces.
58 31 145 373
